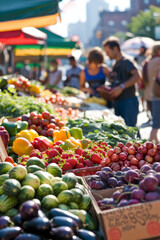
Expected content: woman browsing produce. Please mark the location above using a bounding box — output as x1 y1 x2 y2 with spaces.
80 47 110 97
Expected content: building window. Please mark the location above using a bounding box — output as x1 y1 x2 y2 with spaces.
144 0 150 4
108 20 115 26
121 20 127 26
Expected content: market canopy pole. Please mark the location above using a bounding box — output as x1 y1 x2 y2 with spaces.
0 0 61 32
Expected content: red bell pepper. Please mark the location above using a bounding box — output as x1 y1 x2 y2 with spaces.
31 137 51 152
0 126 9 151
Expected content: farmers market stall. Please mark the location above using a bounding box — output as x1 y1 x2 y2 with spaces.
1 74 160 240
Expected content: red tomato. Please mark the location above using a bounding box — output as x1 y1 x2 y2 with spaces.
5 156 14 164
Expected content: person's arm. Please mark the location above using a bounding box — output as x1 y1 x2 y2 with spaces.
54 71 62 85
102 64 111 78
80 70 93 95
109 68 141 99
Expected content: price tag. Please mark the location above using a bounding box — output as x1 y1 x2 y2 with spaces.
0 136 8 162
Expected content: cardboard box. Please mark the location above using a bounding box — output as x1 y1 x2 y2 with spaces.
89 188 160 240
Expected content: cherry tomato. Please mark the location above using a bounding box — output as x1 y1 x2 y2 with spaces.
5 156 14 164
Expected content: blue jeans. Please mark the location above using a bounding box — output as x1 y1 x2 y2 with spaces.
114 96 139 127
152 97 160 129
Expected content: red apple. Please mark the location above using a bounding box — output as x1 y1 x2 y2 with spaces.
145 155 154 164
30 124 37 130
145 141 154 150
117 142 124 149
47 128 54 137
154 153 160 162
119 152 128 161
138 146 147 154
40 129 47 136
114 147 121 154
128 146 136 155
111 153 119 162
125 142 132 148
130 157 139 166
47 123 56 129
147 148 156 157
42 111 51 120
104 157 111 165
30 112 37 120
124 160 130 167
49 119 56 124
113 164 121 171
58 121 65 129
41 118 49 126
133 141 141 150
107 149 114 158
157 144 160 150
122 146 128 152
128 154 135 161
130 165 138 170
135 152 143 161
36 125 43 134
138 160 146 168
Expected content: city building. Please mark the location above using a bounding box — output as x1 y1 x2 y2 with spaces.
68 0 160 48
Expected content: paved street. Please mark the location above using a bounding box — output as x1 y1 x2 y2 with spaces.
137 109 160 142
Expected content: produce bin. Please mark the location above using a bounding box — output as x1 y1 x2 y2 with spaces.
63 165 102 176
88 188 160 240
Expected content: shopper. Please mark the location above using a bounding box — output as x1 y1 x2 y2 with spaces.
20 59 32 80
146 43 160 144
80 46 110 97
134 46 148 113
103 36 141 127
66 56 83 89
46 59 63 89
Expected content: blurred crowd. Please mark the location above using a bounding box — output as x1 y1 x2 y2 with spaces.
1 36 160 143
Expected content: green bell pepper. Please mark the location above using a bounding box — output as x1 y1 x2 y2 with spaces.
70 127 83 139
8 136 16 146
1 122 18 137
9 153 18 162
61 139 77 150
80 139 91 149
16 121 28 133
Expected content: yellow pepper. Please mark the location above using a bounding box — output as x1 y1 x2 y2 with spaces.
28 129 39 140
62 137 82 150
29 85 41 94
69 137 82 148
16 130 33 142
53 127 71 143
16 129 39 142
12 137 34 156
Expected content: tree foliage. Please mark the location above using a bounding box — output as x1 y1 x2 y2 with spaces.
127 6 160 39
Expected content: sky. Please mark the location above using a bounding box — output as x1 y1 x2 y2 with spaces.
49 0 130 37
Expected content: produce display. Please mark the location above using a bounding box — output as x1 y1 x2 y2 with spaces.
85 141 160 190
8 76 42 95
0 161 99 239
96 162 160 210
67 118 140 147
38 92 70 106
0 92 54 118
1 73 160 239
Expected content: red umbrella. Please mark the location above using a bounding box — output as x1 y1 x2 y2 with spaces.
0 27 46 45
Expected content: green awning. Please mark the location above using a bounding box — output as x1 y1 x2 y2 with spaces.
39 28 79 49
0 0 60 32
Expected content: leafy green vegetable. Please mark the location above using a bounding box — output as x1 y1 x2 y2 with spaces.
67 117 140 147
0 92 55 118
